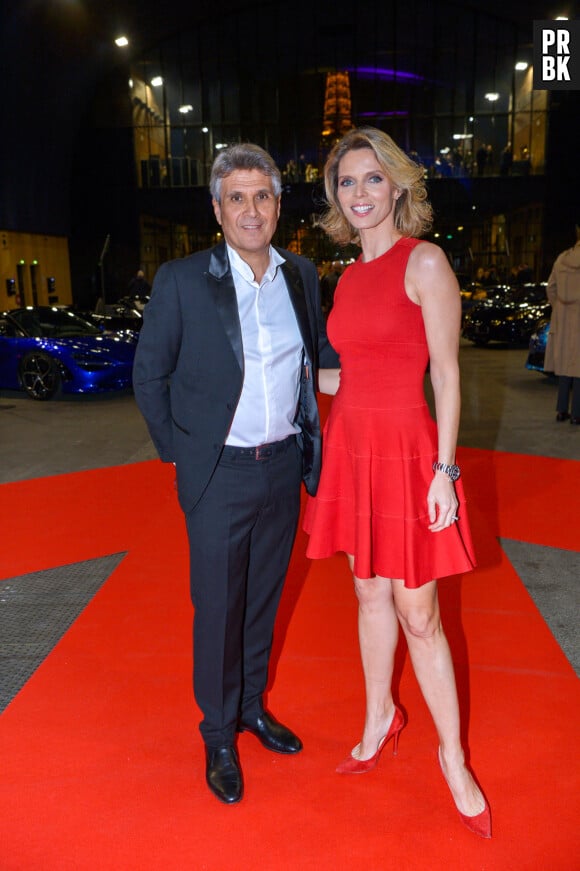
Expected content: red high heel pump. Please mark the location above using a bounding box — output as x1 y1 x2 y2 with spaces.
336 706 405 774
458 801 492 839
438 748 492 839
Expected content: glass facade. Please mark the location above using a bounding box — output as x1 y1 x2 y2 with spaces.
129 0 544 183
92 0 551 290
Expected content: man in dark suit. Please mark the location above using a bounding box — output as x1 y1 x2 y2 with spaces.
133 143 338 805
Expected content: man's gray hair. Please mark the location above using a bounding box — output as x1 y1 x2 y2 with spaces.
209 143 282 202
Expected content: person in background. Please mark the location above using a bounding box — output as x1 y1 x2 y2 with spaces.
516 263 533 283
499 142 513 176
133 143 338 805
476 143 487 176
128 268 151 299
303 127 491 838
545 219 580 424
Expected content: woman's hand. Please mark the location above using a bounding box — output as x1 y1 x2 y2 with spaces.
318 368 341 395
427 471 459 531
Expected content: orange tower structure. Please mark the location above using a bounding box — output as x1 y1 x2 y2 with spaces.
322 71 353 143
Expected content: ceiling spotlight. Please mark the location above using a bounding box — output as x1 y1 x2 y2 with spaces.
515 62 529 71
151 76 164 87
485 92 500 102
115 36 129 48
179 104 194 114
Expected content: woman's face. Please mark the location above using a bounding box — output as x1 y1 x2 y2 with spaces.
336 148 400 234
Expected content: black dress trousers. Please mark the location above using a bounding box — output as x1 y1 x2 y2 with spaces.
185 435 302 747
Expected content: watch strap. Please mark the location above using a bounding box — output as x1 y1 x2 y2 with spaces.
432 461 461 481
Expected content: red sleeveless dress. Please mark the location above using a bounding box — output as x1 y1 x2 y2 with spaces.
303 237 476 587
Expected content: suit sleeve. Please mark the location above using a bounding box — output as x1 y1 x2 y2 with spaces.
317 315 340 369
132 261 183 462
309 262 339 369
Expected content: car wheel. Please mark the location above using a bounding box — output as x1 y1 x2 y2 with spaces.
19 351 62 400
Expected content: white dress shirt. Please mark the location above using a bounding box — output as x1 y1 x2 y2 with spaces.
225 244 304 447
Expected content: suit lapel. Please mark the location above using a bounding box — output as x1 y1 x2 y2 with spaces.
205 243 244 372
280 256 315 364
204 242 314 373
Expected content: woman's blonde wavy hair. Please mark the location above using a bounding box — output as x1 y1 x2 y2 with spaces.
318 127 433 245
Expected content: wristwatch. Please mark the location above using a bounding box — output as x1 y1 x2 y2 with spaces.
432 461 461 482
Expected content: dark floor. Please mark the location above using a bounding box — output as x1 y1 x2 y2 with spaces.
1 340 578 697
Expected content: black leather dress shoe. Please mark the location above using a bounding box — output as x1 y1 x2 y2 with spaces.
571 417 580 425
238 711 303 754
205 745 243 804
556 412 571 422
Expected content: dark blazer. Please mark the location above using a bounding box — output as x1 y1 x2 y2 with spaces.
133 241 339 513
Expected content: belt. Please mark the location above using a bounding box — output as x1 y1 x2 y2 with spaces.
221 433 295 461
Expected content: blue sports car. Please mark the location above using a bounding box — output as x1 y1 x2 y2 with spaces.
525 318 552 375
0 306 137 400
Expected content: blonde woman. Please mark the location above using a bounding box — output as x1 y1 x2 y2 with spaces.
304 127 490 838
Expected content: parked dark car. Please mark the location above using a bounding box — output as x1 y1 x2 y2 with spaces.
459 282 509 322
525 318 552 374
81 298 144 336
0 306 137 400
462 283 551 346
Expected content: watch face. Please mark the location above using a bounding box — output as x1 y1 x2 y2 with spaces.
448 465 460 481
434 462 460 481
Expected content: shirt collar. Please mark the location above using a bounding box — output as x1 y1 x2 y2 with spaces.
227 243 285 285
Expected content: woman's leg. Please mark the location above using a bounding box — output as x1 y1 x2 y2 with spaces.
349 559 400 759
392 578 485 817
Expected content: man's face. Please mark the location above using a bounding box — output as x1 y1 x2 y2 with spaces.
212 170 281 262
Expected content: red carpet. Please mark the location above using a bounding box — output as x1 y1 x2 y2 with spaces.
0 446 579 870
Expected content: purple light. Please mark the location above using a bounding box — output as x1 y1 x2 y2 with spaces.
350 66 424 83
358 111 409 118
